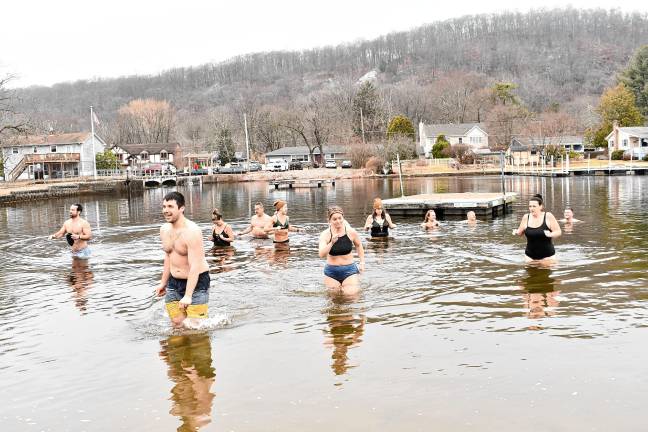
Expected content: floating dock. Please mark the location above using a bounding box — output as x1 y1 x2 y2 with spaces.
270 179 336 190
382 192 517 220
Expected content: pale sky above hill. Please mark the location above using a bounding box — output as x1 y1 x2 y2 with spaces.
1 0 647 88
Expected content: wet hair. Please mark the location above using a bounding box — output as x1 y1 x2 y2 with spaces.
328 206 344 220
372 197 387 218
72 203 83 213
565 207 573 212
211 208 223 221
254 202 264 208
529 194 543 206
163 191 185 208
424 209 436 222
273 199 286 211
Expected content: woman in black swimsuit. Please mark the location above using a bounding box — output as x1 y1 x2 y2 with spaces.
211 208 236 247
264 199 303 244
513 194 561 263
319 206 365 293
363 198 396 238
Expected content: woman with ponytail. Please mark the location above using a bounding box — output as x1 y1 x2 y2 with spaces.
513 194 561 263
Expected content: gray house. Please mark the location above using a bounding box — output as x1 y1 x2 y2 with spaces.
265 145 349 164
1 132 106 181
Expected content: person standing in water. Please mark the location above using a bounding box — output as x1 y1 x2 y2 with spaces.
155 192 211 328
49 203 93 259
210 208 236 247
319 206 365 294
363 198 396 238
421 209 440 229
465 211 478 225
238 202 272 239
513 194 562 263
264 199 303 244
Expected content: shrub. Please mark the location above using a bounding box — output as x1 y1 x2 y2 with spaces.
611 149 625 160
449 144 475 164
349 144 376 169
643 154 648 162
365 156 385 174
623 153 632 161
432 135 451 158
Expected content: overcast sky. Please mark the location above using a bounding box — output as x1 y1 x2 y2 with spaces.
1 0 647 88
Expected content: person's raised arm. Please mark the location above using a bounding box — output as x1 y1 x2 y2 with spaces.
263 216 276 234
74 221 92 241
544 212 562 239
385 213 396 229
513 214 527 236
319 230 337 258
223 224 237 241
179 228 205 308
49 222 67 239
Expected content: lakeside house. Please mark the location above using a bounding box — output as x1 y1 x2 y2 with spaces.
1 132 106 181
111 143 183 169
265 145 349 165
606 122 648 159
508 136 584 165
419 122 488 157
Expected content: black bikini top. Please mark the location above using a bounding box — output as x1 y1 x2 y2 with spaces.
329 227 353 256
273 216 289 229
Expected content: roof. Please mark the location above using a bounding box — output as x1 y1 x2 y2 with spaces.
618 127 648 139
510 136 583 151
3 132 95 147
266 145 349 157
112 142 179 154
421 123 487 138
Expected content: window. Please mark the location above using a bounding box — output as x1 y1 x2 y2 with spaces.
160 150 168 160
622 139 628 148
141 151 149 160
470 136 483 145
458 137 463 144
50 145 57 153
33 146 38 153
12 147 18 154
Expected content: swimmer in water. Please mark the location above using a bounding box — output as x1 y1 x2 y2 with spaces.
559 208 581 224
237 202 272 239
512 194 561 264
264 199 304 243
363 198 396 238
465 210 478 225
155 191 211 328
421 209 440 229
319 206 365 294
49 203 92 259
210 208 236 247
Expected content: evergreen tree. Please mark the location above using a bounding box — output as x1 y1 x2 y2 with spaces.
619 45 648 117
95 150 120 170
432 134 451 158
352 81 381 140
387 115 415 141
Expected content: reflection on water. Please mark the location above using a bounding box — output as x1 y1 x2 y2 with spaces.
159 333 216 432
208 246 236 274
67 258 94 313
323 293 365 376
519 267 560 320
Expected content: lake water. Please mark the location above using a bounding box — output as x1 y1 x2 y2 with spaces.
1 176 647 431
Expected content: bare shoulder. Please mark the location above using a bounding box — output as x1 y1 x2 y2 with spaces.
160 222 172 236
319 228 330 240
81 218 92 228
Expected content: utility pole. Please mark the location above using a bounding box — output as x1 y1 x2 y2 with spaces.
360 108 366 144
244 113 251 172
90 106 97 180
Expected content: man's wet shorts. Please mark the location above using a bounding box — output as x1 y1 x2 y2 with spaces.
165 271 210 319
71 247 91 259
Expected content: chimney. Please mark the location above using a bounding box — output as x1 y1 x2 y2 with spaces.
613 120 620 151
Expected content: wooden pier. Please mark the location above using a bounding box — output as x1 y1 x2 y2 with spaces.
270 178 336 190
383 192 517 220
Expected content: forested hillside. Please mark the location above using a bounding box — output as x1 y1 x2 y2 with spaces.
9 8 648 159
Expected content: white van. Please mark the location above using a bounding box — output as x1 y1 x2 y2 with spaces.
268 160 289 172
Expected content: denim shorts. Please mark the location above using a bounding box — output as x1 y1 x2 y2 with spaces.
165 271 210 305
324 263 359 284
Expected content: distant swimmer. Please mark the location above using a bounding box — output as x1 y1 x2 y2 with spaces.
319 206 365 293
559 208 581 224
512 194 561 263
49 203 92 259
465 210 478 225
155 192 211 328
210 208 236 247
363 198 396 238
264 199 304 244
421 209 440 229
238 202 272 239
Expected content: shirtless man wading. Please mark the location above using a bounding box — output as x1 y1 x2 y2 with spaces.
155 192 211 328
238 202 272 239
49 203 92 259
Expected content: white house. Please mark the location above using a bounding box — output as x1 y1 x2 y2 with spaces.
1 132 106 181
605 122 648 159
508 136 585 165
419 122 488 157
111 142 182 168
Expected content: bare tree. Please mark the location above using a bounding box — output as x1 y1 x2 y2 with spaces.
0 75 28 137
116 99 175 144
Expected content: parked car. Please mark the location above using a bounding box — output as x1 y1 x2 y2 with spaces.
249 161 262 172
325 159 337 169
341 160 352 168
289 160 303 170
191 168 210 175
268 160 289 172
